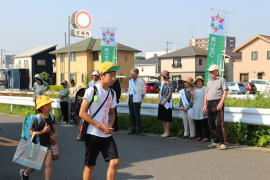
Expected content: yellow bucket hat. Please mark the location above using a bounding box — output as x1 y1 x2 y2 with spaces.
36 96 54 110
99 62 120 74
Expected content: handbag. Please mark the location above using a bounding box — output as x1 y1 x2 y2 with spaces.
13 134 48 170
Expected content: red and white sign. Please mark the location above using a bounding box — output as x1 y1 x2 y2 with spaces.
72 11 92 29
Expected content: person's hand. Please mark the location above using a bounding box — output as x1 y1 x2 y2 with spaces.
160 101 165 105
179 107 185 111
98 124 114 134
217 103 223 111
42 124 51 134
203 106 208 115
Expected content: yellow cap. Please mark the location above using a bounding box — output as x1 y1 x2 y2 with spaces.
36 96 54 110
99 62 120 74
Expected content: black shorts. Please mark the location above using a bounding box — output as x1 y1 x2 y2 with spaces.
84 134 119 166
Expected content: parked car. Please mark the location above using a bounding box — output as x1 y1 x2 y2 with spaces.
227 82 247 94
250 80 270 93
145 82 161 93
245 82 257 94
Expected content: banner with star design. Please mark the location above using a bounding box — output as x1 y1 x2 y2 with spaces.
101 27 117 64
205 10 226 83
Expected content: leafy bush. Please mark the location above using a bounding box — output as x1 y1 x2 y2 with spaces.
49 85 62 92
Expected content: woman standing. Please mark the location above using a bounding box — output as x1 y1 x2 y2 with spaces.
158 70 174 137
59 80 70 124
179 77 195 139
33 74 49 103
193 76 209 142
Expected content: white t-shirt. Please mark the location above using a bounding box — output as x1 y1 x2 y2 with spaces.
83 83 117 137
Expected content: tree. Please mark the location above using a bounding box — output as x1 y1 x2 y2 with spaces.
135 56 145 60
40 72 49 82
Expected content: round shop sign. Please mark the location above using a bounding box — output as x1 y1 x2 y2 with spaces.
72 11 92 29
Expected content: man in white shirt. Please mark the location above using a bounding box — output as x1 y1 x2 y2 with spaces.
127 68 146 135
88 70 100 88
79 62 120 180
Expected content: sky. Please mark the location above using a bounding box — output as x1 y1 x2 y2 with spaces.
0 0 269 55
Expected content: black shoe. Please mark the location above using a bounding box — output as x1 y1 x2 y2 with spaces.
135 131 141 135
128 131 135 135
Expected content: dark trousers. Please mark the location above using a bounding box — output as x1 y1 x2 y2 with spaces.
128 95 141 132
112 107 119 131
60 101 69 123
207 100 227 144
194 118 209 139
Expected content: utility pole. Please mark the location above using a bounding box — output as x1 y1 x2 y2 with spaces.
166 41 172 53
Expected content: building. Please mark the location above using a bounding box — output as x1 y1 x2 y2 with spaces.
233 34 270 82
158 46 208 80
190 36 236 49
145 50 173 59
50 37 141 88
0 54 14 70
224 48 242 82
135 54 158 81
13 45 57 88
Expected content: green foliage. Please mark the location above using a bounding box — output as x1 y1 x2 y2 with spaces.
49 85 62 92
40 72 49 82
83 73 90 88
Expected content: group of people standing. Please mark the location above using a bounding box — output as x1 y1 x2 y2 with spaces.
127 64 229 150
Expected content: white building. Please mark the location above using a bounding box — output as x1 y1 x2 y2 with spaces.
135 54 159 81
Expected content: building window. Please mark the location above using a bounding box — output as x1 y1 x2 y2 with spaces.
37 59 46 66
93 52 99 61
251 51 258 60
70 73 76 81
71 52 76 62
61 73 64 82
240 73 249 82
172 76 180 81
267 51 270 60
199 59 203 66
172 58 182 68
257 72 264 79
60 54 64 62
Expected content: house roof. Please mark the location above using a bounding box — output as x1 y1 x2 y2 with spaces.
159 46 208 59
135 55 158 65
225 48 242 59
15 45 57 58
50 37 141 54
234 34 270 52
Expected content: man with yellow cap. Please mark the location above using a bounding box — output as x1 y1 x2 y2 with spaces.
79 62 120 180
20 95 57 180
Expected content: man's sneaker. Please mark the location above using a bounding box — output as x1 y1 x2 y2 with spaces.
161 133 169 138
219 144 228 150
207 143 220 148
20 169 29 180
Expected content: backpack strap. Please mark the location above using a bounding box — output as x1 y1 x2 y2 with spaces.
88 86 98 109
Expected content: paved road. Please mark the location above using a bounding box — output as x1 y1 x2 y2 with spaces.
1 113 270 180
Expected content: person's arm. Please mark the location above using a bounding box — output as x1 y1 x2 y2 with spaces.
141 80 146 100
29 124 50 136
203 91 208 115
79 99 112 134
217 90 228 111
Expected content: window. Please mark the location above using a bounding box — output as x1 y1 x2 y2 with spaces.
172 58 182 68
37 59 46 66
70 73 76 81
60 54 64 62
93 52 99 61
240 73 249 82
61 73 64 82
199 59 203 66
172 76 180 81
257 72 264 79
267 51 270 60
71 52 76 62
251 51 258 60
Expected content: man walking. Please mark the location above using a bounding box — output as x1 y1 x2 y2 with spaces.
203 64 229 150
128 68 145 135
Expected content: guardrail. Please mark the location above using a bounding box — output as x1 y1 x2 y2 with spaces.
1 95 270 126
